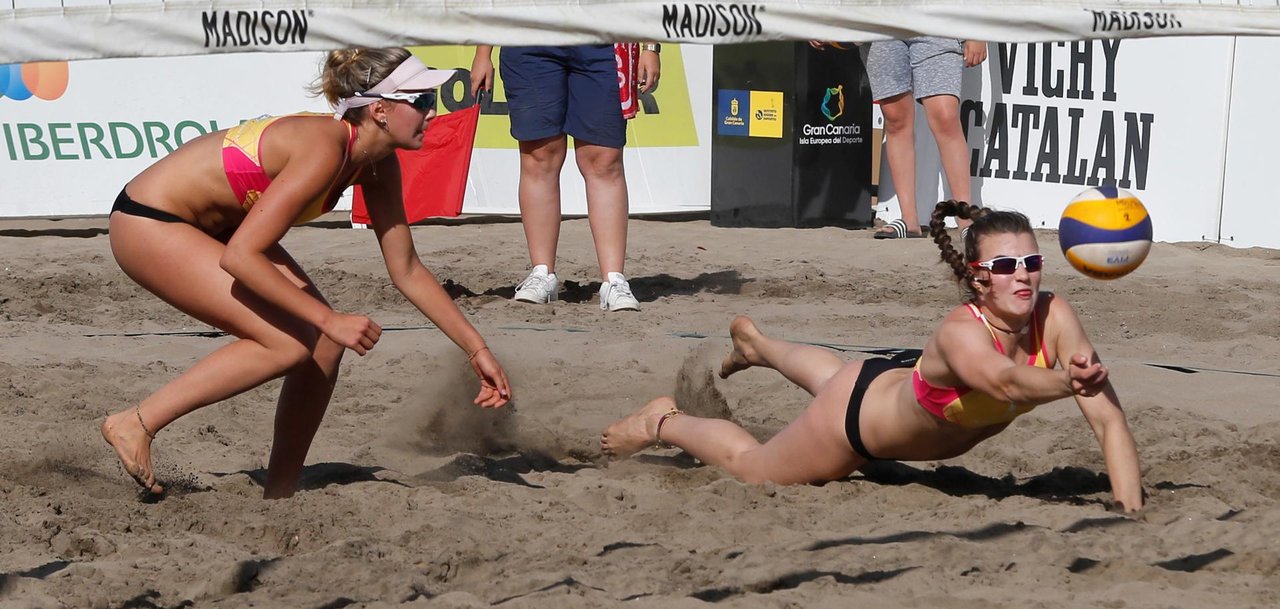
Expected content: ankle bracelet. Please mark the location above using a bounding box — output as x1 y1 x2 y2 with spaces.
655 409 683 448
136 405 156 440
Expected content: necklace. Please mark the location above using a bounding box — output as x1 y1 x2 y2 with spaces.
988 321 1028 336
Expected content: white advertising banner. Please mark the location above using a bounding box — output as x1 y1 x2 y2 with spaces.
0 47 711 218
876 37 1245 246
3 39 1277 250
5 0 1280 64
0 52 332 217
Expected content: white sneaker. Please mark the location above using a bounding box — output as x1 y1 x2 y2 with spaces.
599 272 640 312
514 265 559 304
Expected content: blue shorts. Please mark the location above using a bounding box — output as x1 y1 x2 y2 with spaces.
499 45 627 149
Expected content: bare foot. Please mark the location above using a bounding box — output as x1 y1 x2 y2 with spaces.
719 316 765 379
601 397 677 459
101 409 164 494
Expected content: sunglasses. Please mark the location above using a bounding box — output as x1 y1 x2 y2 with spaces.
968 253 1044 274
353 90 437 112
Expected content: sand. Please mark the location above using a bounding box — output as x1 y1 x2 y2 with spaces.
1 214 1278 608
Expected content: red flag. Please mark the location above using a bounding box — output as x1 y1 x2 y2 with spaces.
351 103 481 225
615 42 640 120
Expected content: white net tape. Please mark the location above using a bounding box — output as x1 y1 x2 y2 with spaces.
2 0 1280 63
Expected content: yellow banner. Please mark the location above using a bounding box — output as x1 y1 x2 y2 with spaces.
409 45 698 149
747 90 784 139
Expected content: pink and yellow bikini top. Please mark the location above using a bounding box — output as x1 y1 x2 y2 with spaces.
912 299 1050 428
222 113 361 225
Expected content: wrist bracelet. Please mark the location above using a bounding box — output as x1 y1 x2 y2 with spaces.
467 346 490 362
642 43 661 54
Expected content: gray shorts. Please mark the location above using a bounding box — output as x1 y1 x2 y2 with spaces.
867 37 963 102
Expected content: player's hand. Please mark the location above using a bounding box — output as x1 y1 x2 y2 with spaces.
322 312 382 356
1067 353 1108 397
468 347 511 408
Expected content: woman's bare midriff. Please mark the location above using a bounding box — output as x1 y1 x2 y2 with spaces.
858 367 1008 461
122 133 244 230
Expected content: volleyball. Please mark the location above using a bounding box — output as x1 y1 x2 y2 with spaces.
1058 186 1153 280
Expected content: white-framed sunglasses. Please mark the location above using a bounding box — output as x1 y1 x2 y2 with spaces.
968 253 1045 274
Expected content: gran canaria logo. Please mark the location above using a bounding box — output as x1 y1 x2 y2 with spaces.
0 62 69 101
821 85 844 121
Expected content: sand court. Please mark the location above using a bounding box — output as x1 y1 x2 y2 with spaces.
1 215 1278 607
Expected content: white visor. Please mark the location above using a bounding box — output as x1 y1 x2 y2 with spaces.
334 55 456 119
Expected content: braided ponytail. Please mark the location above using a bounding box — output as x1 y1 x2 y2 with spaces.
930 200 979 296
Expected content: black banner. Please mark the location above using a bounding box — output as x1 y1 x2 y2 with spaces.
710 42 873 228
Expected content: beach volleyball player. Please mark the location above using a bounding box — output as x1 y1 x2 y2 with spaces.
604 201 1144 512
101 48 511 498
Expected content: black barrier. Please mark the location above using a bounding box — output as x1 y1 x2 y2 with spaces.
711 42 874 228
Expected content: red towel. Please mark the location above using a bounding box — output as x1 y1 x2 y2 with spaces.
351 103 481 225
615 42 640 120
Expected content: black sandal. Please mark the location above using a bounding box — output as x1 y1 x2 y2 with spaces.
873 219 924 239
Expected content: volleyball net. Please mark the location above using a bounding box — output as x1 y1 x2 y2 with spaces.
3 0 1280 63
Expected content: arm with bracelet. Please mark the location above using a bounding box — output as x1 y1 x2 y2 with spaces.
637 42 662 94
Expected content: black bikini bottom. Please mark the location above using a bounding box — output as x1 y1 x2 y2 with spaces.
844 350 921 460
111 188 189 224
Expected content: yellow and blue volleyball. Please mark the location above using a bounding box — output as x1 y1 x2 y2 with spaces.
1058 186 1153 280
